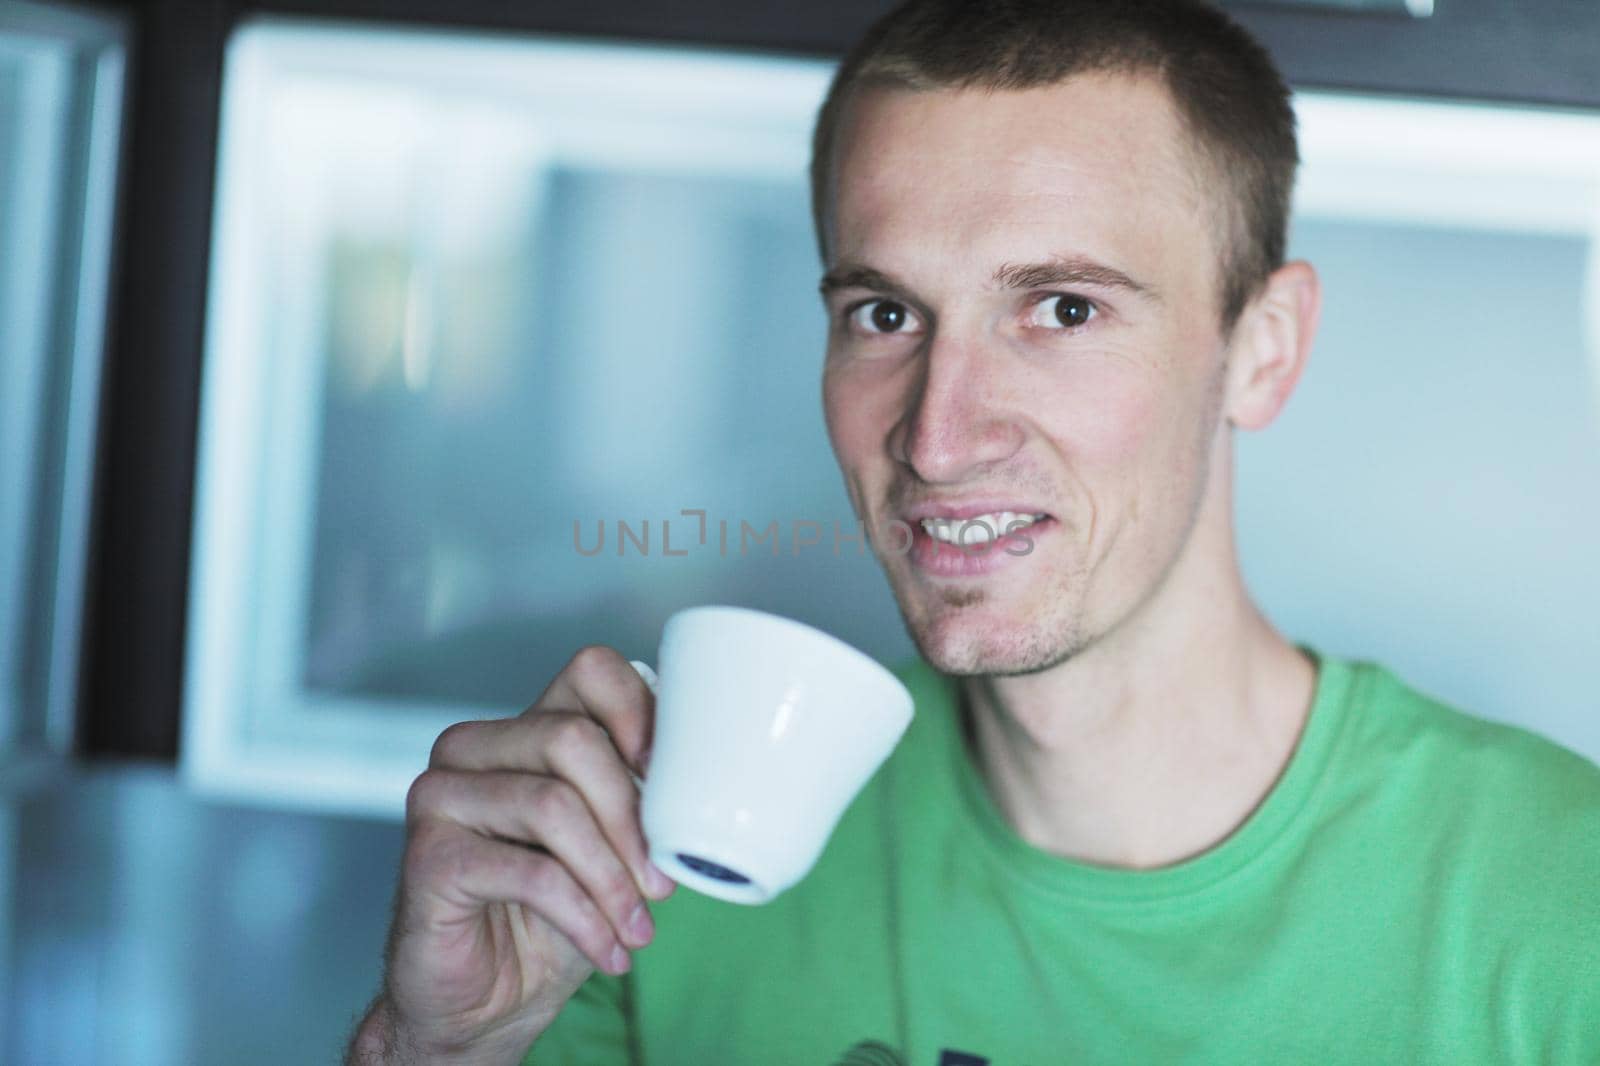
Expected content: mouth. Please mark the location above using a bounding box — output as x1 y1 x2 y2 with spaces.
895 501 1057 577
916 510 1049 547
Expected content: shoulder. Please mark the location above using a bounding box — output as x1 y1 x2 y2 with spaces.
1333 657 1600 926
1341 657 1600 823
1319 657 1600 1027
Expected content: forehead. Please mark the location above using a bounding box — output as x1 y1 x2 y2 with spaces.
827 73 1218 294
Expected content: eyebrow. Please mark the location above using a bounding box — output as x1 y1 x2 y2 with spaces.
992 255 1160 302
818 254 1159 303
818 265 905 297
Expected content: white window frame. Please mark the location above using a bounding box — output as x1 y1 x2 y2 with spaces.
184 17 1600 819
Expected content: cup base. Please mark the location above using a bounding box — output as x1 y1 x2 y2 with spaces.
650 844 773 905
675 853 752 885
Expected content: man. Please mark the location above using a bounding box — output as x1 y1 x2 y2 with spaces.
348 1 1600 1063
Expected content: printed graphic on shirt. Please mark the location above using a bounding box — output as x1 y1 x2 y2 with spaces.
833 1040 904 1065
832 1041 991 1066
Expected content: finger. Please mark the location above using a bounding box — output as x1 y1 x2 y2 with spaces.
429 648 654 776
427 716 675 901
529 710 668 899
529 645 656 774
407 769 656 950
406 820 632 976
431 712 668 897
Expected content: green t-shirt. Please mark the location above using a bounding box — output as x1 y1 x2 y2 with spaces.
530 646 1600 1064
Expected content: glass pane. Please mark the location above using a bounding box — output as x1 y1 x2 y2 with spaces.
300 164 893 706
0 27 99 755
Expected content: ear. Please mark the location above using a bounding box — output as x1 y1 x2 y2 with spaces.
1223 260 1322 431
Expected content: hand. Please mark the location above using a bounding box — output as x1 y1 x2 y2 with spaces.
350 646 676 1064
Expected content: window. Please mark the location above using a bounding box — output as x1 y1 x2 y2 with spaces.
187 20 1600 817
0 1 125 1049
186 21 908 815
0 1 126 778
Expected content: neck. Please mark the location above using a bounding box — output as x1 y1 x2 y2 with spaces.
957 475 1317 871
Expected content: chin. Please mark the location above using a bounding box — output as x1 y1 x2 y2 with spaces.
898 594 1081 677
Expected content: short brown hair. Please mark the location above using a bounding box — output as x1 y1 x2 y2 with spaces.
810 0 1299 337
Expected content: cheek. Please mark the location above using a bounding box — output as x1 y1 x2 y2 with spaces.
1061 350 1222 543
1028 355 1166 466
820 366 859 458
821 373 879 499
822 361 901 469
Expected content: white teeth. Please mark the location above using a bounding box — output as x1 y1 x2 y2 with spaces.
919 511 1044 545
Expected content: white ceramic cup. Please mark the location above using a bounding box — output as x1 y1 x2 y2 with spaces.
629 606 914 905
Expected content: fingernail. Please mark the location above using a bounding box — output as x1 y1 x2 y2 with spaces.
645 862 676 899
627 903 654 946
607 944 631 975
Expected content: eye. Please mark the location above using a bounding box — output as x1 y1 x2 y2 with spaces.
848 299 920 336
1028 293 1096 330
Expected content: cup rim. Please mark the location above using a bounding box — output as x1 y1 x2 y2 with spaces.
664 604 911 713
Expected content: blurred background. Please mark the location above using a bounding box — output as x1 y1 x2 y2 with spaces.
2 0 1598 1061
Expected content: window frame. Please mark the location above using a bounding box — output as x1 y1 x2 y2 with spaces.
182 19 835 816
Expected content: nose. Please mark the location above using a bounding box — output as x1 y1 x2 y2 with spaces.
889 333 1025 484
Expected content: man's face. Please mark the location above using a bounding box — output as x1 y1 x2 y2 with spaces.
820 73 1237 675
